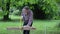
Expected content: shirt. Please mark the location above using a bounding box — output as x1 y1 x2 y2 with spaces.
21 8 33 25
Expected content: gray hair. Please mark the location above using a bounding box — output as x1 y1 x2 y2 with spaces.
23 6 29 10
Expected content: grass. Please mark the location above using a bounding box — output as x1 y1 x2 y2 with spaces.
0 15 60 34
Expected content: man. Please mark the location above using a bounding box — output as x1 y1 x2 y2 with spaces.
21 6 33 34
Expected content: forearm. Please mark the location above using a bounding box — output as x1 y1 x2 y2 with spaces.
27 20 33 26
27 16 33 26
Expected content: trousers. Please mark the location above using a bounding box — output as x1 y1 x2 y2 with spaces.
23 20 33 34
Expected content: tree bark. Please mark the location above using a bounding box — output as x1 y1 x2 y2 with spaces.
3 0 10 20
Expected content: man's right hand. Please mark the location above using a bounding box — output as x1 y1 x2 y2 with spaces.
20 16 23 20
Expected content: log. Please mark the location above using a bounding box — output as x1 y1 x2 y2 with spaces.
6 26 36 30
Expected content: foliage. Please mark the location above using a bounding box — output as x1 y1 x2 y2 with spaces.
0 0 59 19
17 0 59 19
55 0 60 3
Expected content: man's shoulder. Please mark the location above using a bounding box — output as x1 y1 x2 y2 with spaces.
29 10 33 15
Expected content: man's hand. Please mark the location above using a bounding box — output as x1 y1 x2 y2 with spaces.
23 25 30 30
20 16 23 20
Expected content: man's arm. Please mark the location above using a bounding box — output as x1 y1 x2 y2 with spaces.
20 9 24 20
27 11 33 26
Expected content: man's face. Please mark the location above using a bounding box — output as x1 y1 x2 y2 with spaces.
25 9 28 13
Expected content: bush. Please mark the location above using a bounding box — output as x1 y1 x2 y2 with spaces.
20 0 59 19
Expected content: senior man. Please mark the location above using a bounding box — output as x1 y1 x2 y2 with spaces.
21 6 33 34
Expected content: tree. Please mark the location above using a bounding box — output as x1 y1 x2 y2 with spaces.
2 0 10 20
16 0 59 19
0 0 59 20
0 0 19 20
9 0 59 19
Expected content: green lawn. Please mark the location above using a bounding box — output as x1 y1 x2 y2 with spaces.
0 15 60 34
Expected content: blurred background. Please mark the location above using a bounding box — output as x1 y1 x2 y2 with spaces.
0 0 60 34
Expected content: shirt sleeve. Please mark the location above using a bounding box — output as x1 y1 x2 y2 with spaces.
21 9 24 16
27 11 33 26
21 9 25 20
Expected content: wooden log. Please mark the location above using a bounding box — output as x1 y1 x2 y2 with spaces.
6 26 36 30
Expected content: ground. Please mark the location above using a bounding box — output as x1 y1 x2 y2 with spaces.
0 15 60 34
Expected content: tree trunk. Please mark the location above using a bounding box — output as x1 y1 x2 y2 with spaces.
3 0 10 20
3 13 9 20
